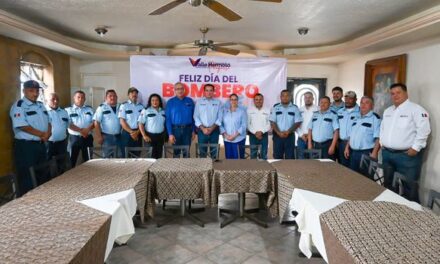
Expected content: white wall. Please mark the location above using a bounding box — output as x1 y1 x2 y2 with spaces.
70 59 131 103
338 42 440 202
287 63 339 96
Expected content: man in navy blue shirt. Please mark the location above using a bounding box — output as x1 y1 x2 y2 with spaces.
165 82 195 157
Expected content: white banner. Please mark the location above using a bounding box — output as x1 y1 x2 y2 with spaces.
130 55 287 108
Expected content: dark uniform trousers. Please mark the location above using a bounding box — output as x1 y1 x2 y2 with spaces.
145 132 166 159
313 140 335 160
349 149 372 175
68 134 94 167
47 139 68 160
273 133 295 159
14 139 47 196
382 148 422 203
338 140 350 167
120 130 142 158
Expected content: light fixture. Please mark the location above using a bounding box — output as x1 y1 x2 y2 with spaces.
95 27 108 37
189 0 202 6
297 27 309 36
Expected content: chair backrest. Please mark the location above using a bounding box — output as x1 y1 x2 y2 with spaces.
163 145 190 158
87 146 117 159
0 174 19 205
303 149 322 159
368 159 385 185
238 144 262 159
195 143 220 159
125 146 153 158
52 153 72 176
427 189 440 210
29 159 58 188
392 171 419 198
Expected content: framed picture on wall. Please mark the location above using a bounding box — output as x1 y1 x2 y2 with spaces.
364 54 407 116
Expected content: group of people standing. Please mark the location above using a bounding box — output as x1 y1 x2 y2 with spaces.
11 80 431 201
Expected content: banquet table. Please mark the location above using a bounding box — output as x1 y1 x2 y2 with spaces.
270 159 424 262
212 159 278 227
320 201 440 264
147 158 212 226
0 158 153 263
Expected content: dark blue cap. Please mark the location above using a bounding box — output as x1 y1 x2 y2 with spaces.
23 80 42 89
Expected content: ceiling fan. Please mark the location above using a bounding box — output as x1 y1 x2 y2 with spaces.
176 27 240 56
149 0 282 22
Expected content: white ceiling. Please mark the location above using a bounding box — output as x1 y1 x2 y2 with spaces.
1 0 440 60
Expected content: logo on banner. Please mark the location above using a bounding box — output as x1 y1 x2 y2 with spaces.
188 57 231 73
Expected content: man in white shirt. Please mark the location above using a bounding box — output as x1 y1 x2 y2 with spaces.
297 92 319 159
247 93 271 159
380 83 431 202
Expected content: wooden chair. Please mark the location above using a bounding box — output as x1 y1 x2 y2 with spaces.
29 159 58 188
392 172 419 202
238 144 262 159
0 174 19 206
195 143 220 159
303 149 322 159
427 189 440 210
87 146 118 159
163 145 190 158
52 153 72 176
125 146 153 158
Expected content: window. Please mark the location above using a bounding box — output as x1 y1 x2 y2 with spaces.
287 78 327 108
20 61 48 102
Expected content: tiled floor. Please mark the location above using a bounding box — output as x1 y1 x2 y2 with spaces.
107 195 325 264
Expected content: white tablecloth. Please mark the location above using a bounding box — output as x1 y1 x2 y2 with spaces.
78 189 138 261
291 188 422 262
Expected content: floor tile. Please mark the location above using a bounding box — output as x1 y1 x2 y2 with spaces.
205 243 252 264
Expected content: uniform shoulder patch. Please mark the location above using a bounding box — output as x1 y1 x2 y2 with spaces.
373 112 381 119
99 103 104 107
273 103 280 107
330 110 338 115
85 105 93 108
16 99 23 107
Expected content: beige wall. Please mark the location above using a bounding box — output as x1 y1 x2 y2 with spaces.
0 35 70 175
338 41 440 202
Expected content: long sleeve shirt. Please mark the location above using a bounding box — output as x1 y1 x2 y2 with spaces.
165 96 195 135
220 107 247 143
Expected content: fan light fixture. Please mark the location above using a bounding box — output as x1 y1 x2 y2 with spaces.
298 27 309 36
95 27 108 37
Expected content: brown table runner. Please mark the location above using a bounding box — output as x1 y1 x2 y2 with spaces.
212 159 278 217
271 160 385 222
320 201 440 264
146 158 212 218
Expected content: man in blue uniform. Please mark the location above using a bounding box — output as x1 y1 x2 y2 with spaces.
344 96 381 174
337 91 360 167
10 80 51 196
330 86 344 112
166 82 195 157
270 90 303 159
119 87 144 157
94 89 122 157
308 96 339 160
194 83 222 158
66 91 94 167
46 93 69 160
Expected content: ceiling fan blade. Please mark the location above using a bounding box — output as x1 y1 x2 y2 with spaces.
250 0 282 2
213 42 237 47
199 47 208 56
203 0 242 21
149 0 186 15
211 45 240 55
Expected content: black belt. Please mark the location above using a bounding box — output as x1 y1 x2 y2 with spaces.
172 124 192 128
313 140 332 146
15 139 44 144
338 139 348 143
49 139 66 143
383 147 408 153
102 133 121 136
